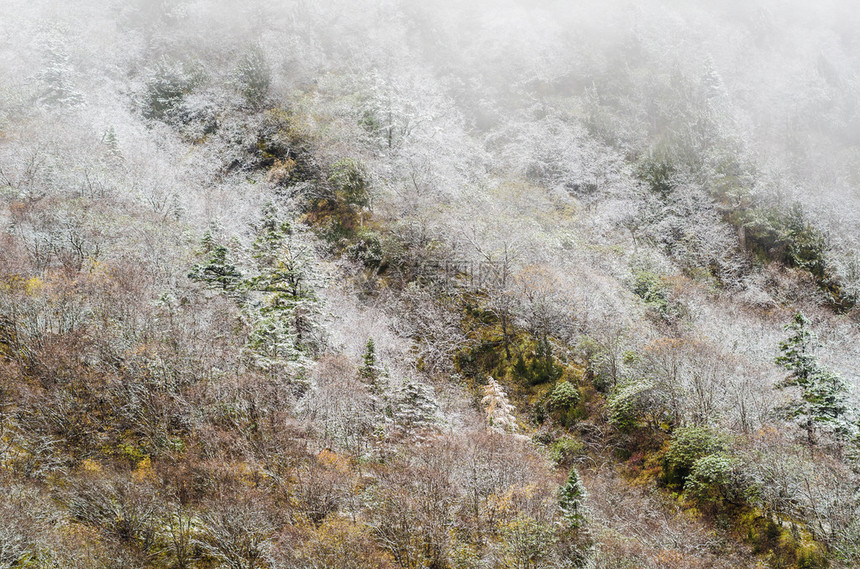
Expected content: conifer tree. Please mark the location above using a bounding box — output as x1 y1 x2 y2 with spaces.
775 312 849 443
235 45 271 109
188 230 243 295
359 337 380 390
37 29 83 107
559 467 587 530
244 206 323 374
394 378 437 428
481 376 517 432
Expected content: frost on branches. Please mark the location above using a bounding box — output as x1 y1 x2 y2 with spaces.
481 376 517 432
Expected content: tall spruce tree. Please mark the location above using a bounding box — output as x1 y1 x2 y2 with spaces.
360 337 380 391
775 312 849 443
245 206 322 374
559 467 587 530
188 229 243 296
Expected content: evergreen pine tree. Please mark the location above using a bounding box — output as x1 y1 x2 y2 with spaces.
394 378 437 428
481 376 517 432
244 206 323 374
775 312 849 443
360 337 380 390
559 467 587 530
102 126 123 164
235 45 271 109
188 230 243 295
37 29 83 107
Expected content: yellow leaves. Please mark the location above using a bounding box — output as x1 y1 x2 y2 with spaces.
233 460 264 487
654 549 687 565
81 458 103 474
644 337 687 353
0 274 27 294
132 457 156 483
514 263 560 299
318 448 352 476
297 517 392 568
60 522 103 548
266 158 296 185
116 442 148 464
24 276 44 295
487 483 544 516
2 274 42 296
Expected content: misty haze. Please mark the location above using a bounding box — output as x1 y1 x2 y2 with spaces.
1 1 860 567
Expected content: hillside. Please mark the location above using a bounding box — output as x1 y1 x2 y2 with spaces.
2 1 860 568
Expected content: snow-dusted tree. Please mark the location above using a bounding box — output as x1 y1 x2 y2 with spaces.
36 29 83 107
188 229 243 296
359 337 381 392
234 45 271 110
245 206 323 375
559 467 587 530
394 378 437 429
481 376 516 432
775 312 850 443
303 355 379 454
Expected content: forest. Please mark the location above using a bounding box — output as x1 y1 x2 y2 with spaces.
2 0 860 567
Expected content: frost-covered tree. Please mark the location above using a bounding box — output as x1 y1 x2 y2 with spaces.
481 376 517 432
394 378 438 429
234 45 271 110
245 206 323 374
559 467 587 530
188 230 243 295
359 337 381 391
775 312 850 443
37 29 83 107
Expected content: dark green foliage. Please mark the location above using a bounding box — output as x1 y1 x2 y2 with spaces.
300 158 373 247
243 206 322 370
546 381 582 427
345 228 387 271
247 207 316 311
37 31 83 107
607 378 667 433
235 45 271 109
663 426 726 489
559 467 587 530
143 57 207 121
548 435 586 466
684 452 750 510
632 270 669 308
394 379 437 428
188 231 243 294
514 336 563 386
632 270 678 321
328 158 371 211
547 381 581 411
360 337 380 389
636 153 676 196
731 204 855 310
775 312 849 443
784 204 828 279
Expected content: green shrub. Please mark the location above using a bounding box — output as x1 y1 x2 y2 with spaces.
607 378 667 432
235 45 271 109
663 426 726 489
513 336 563 386
636 153 676 196
143 57 207 121
549 435 585 466
684 452 750 509
548 381 580 411
631 270 680 321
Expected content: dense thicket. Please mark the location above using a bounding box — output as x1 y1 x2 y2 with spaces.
2 1 860 568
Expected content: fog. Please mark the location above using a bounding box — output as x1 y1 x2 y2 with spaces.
3 2 860 567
